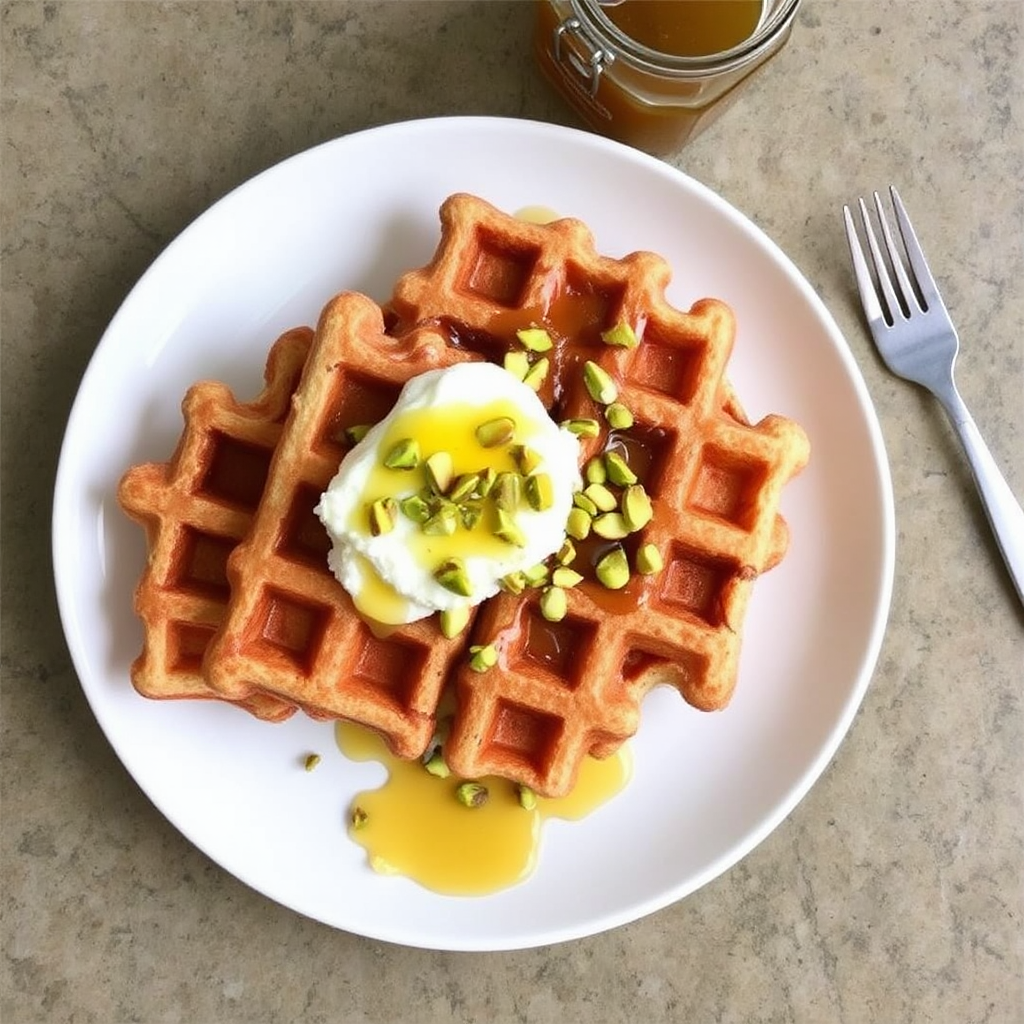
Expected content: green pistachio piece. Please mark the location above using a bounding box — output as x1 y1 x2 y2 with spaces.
592 512 630 539
475 416 516 449
399 493 431 524
565 506 592 540
422 502 458 536
525 472 555 512
424 451 454 494
551 566 583 588
517 784 538 811
493 471 522 512
304 753 321 772
539 586 568 622
555 538 577 564
561 417 601 438
583 482 618 512
476 466 498 497
595 545 630 590
523 563 550 587
434 557 473 596
522 356 550 392
621 484 653 531
636 542 664 575
604 402 634 430
383 437 420 470
343 423 372 445
583 360 618 405
494 508 527 547
601 321 639 349
455 781 490 807
449 473 481 503
423 752 451 778
499 570 527 595
468 644 498 672
351 806 369 830
572 492 598 517
511 444 543 475
439 605 471 638
584 456 607 485
516 327 553 352
503 350 530 380
367 496 398 536
604 451 638 486
458 500 484 531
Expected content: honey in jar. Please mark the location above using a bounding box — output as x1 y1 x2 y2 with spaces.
533 0 803 154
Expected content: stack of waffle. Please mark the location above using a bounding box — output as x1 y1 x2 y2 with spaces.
118 193 809 796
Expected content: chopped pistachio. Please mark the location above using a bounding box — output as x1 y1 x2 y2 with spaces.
511 444 542 475
517 784 538 811
572 492 598 517
493 471 521 512
562 417 601 438
368 496 398 536
595 545 630 590
555 537 577 565
458 500 484 531
522 356 550 392
604 402 634 430
343 423 372 445
583 482 618 512
636 542 664 575
399 493 431 524
383 437 420 470
422 502 458 536
423 752 451 778
499 570 527 595
601 321 639 348
584 456 608 485
503 350 530 380
455 781 490 807
351 806 369 830
494 508 527 547
439 605 471 638
565 506 592 540
583 360 618 405
592 511 630 539
551 566 584 588
423 451 454 494
468 644 498 672
475 415 516 449
449 472 481 503
476 466 497 497
604 451 638 486
516 327 553 352
621 484 653 531
523 563 550 587
434 557 473 596
525 472 555 511
303 753 321 772
539 585 568 622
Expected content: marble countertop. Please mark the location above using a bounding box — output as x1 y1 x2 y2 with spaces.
3 1 1021 1021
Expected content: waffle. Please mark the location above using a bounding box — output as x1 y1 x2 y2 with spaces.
201 292 480 759
385 193 809 794
116 327 312 722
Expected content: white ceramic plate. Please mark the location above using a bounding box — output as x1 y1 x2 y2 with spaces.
53 116 894 952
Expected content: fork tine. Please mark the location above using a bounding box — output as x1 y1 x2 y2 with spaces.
872 190 921 314
889 185 943 310
842 204 886 327
857 197 902 326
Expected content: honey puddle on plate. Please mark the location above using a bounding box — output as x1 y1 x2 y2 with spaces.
337 722 632 896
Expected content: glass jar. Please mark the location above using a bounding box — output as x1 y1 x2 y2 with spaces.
533 0 803 155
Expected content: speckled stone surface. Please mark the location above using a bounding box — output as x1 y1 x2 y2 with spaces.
2 2 1021 1021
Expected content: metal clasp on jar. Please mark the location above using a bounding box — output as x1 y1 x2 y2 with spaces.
552 16 613 98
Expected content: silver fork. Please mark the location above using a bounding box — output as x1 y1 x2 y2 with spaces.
843 186 1024 607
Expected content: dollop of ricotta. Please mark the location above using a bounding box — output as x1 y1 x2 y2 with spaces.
315 362 581 625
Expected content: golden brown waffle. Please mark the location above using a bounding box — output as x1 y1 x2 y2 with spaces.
384 193 809 794
116 328 313 722
201 292 480 759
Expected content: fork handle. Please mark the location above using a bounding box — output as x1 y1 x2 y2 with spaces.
936 384 1024 608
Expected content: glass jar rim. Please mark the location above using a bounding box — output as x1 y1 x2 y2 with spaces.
574 0 803 75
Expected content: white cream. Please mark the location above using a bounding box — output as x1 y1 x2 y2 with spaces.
316 362 581 625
